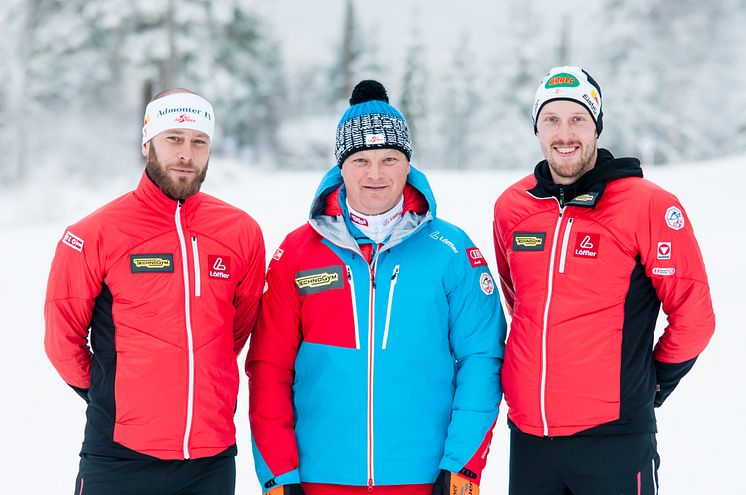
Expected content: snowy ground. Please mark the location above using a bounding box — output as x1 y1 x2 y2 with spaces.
1 155 742 493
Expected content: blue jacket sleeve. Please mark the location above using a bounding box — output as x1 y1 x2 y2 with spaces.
438 236 507 484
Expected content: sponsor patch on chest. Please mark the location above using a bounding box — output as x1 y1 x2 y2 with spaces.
295 265 345 296
130 254 174 273
208 255 231 280
512 232 546 251
573 232 600 258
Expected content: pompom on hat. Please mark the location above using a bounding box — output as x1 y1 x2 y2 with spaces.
532 66 603 136
335 80 412 167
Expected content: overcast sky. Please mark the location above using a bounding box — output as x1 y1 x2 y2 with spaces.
250 0 578 70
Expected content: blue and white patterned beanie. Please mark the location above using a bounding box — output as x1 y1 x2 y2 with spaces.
335 80 412 167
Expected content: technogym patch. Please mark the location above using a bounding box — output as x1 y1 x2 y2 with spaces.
513 232 546 251
295 265 345 296
130 254 174 273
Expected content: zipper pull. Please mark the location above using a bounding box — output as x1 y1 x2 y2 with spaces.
391 265 399 280
368 478 374 492
371 274 376 289
559 185 565 207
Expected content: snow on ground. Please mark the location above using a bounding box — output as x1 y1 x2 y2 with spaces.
1 155 742 493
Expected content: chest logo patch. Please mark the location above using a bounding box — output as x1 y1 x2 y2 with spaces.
295 265 345 296
208 255 231 280
130 254 174 273
513 232 546 251
574 232 599 258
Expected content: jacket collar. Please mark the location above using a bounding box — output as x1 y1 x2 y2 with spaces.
528 148 643 207
133 170 203 216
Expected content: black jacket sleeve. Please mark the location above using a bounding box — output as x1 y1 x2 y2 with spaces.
654 357 697 407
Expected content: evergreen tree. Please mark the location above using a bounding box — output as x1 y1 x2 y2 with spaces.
438 32 481 169
399 26 429 163
483 2 547 169
328 0 364 105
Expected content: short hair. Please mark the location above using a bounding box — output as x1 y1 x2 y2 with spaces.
150 87 197 103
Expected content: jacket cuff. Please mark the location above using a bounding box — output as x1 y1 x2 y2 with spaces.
654 357 697 407
69 384 90 404
262 469 301 492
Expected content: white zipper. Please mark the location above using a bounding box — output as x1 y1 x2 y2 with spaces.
558 217 574 274
346 266 361 350
191 236 201 297
381 265 400 350
175 203 196 458
540 204 566 437
367 253 380 490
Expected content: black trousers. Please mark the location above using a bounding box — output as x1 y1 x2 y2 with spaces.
73 453 236 495
509 429 659 495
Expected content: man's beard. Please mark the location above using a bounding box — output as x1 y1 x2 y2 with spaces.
146 145 208 201
545 140 597 184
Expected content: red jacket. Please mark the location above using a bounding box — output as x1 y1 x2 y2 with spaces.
44 172 265 459
493 150 714 437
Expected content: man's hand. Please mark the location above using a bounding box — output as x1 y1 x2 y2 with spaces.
432 470 479 495
263 483 304 495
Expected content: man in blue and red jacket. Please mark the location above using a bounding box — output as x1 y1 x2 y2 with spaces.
247 80 507 495
493 66 715 494
45 88 266 495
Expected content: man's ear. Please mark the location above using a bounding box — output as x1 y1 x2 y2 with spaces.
142 142 149 158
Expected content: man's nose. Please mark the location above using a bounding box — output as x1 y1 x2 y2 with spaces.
177 143 194 162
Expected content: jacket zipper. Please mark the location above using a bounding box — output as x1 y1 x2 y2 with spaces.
540 204 566 436
191 236 201 297
175 203 196 458
558 217 574 273
346 266 361 350
381 265 400 350
367 255 379 490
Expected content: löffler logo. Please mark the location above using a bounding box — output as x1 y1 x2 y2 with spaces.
574 232 599 258
208 255 231 279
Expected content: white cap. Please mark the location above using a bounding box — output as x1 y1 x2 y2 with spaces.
532 66 603 135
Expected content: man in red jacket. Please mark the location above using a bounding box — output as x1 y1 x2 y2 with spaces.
493 66 715 494
44 88 265 495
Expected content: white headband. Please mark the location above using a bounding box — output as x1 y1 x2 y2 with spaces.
142 93 215 145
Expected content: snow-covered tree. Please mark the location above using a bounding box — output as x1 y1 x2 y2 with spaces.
328 0 365 105
399 26 429 164
437 32 482 169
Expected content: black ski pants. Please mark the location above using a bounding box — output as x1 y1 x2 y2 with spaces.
73 453 235 495
509 429 659 495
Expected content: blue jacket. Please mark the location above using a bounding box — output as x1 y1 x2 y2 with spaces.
247 165 506 490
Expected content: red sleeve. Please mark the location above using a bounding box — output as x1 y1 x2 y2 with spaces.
638 190 715 363
44 226 103 389
232 218 266 356
246 239 303 478
493 199 515 315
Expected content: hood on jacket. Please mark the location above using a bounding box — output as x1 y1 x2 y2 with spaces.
529 148 643 207
309 164 437 219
